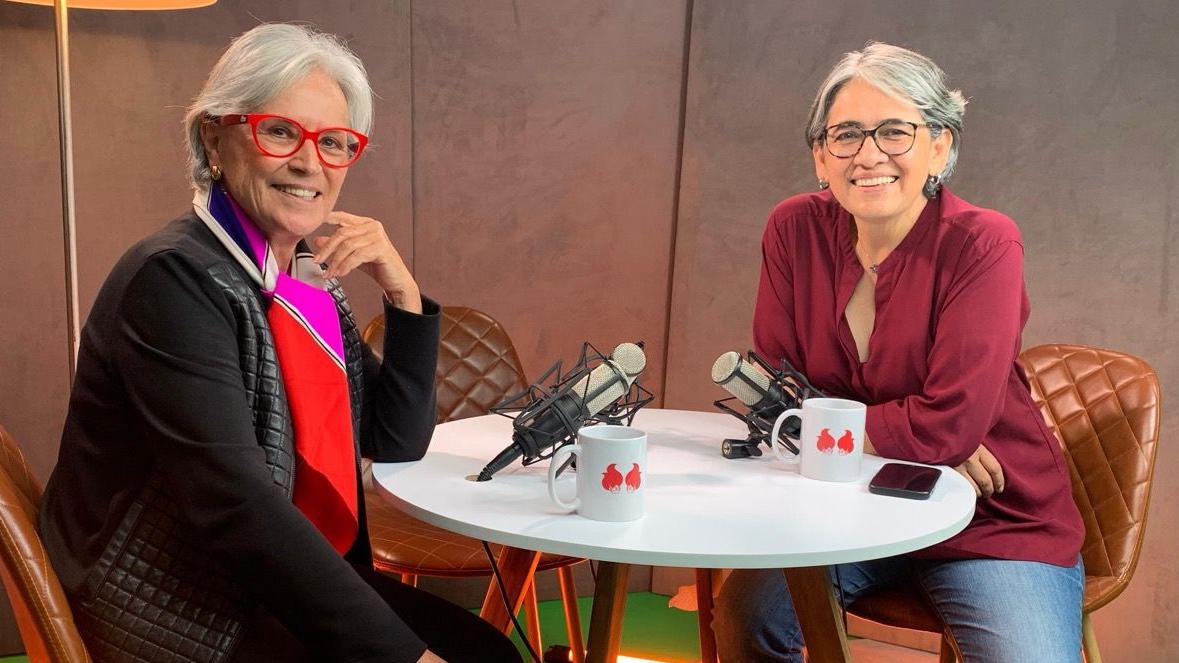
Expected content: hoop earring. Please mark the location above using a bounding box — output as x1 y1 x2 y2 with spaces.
210 165 222 181
818 179 829 190
923 174 941 199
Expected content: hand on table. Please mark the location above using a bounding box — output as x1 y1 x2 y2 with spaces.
954 444 1005 498
313 211 422 313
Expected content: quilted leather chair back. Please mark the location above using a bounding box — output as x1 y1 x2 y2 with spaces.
364 306 530 423
1020 344 1161 611
0 424 91 662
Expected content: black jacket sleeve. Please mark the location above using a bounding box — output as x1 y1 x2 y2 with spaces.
359 295 441 461
115 251 427 663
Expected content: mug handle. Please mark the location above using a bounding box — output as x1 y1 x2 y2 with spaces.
770 409 803 462
547 444 582 511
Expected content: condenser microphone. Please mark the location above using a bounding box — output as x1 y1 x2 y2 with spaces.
476 342 647 481
711 351 787 417
712 350 825 458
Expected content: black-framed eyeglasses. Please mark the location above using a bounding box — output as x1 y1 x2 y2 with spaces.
819 120 938 158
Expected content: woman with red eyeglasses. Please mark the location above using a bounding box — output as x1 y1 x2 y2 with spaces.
37 23 519 663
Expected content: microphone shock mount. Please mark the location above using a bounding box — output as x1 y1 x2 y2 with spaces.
484 341 653 479
714 351 826 460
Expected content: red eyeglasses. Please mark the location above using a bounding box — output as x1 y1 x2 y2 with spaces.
215 113 369 168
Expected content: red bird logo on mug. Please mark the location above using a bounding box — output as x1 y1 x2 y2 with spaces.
601 463 624 492
624 463 642 492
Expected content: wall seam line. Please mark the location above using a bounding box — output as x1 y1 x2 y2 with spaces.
408 0 417 275
659 0 695 408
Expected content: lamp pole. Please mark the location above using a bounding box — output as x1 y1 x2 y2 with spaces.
52 0 81 382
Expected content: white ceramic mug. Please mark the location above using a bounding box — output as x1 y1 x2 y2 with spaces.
770 397 866 482
547 425 647 521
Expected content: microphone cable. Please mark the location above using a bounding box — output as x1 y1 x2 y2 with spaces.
481 541 543 663
832 565 849 632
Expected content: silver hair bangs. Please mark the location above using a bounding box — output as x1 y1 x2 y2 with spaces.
805 42 967 180
183 23 373 188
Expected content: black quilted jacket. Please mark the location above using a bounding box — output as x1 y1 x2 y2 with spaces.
38 213 440 662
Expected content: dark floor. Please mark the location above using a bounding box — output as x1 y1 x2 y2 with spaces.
0 591 935 662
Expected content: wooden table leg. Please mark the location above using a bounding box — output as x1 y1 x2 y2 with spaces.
585 562 630 663
695 568 719 663
783 566 851 663
480 546 542 634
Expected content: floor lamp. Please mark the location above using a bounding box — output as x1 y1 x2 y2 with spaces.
6 0 215 382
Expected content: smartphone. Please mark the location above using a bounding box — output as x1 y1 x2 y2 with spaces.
868 463 942 500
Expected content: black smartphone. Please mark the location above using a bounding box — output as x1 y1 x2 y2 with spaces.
868 463 942 500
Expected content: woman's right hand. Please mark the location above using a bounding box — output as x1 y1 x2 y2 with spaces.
954 444 1005 498
417 650 447 663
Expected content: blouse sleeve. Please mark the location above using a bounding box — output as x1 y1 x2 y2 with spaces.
359 295 441 461
865 238 1026 466
753 211 801 365
116 252 427 662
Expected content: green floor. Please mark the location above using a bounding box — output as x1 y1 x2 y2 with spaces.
505 591 700 662
0 592 699 663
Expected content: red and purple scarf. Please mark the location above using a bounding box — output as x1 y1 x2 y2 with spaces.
194 186 358 554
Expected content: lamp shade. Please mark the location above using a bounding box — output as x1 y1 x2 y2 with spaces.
5 0 214 8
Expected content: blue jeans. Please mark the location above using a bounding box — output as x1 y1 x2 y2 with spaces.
713 556 1084 663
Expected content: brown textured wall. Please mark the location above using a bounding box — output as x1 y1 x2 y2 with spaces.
0 5 73 519
668 1 1179 659
409 0 688 390
0 9 71 653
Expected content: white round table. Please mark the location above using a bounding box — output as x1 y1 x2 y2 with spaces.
373 409 976 663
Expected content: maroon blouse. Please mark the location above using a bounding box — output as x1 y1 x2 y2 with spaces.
753 188 1083 566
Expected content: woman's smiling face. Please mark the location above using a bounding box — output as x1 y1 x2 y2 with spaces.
201 68 352 249
813 77 952 227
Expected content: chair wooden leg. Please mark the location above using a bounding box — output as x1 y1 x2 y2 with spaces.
1082 612 1102 663
480 547 541 635
695 568 719 663
557 565 586 663
400 573 418 587
524 583 543 653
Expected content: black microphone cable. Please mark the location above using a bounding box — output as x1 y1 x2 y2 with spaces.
481 541 543 663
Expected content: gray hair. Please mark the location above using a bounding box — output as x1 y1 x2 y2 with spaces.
805 42 967 181
183 23 373 189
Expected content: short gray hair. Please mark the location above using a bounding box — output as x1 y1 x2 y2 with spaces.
805 42 967 181
183 23 373 189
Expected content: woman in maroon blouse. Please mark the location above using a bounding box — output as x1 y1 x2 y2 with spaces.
713 43 1085 662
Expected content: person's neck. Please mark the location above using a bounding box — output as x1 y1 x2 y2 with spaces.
853 206 923 268
272 243 296 274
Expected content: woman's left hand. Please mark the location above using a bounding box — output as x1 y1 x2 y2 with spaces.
313 211 422 313
954 443 1005 499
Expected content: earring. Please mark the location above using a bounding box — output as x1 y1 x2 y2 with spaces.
923 174 941 199
818 179 829 190
210 165 222 181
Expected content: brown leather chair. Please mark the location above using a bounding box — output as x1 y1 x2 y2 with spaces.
362 306 585 659
0 423 91 662
844 344 1162 662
